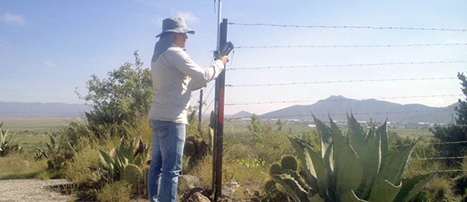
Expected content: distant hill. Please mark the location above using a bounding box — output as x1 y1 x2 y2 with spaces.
0 101 91 118
227 111 252 119
258 95 458 123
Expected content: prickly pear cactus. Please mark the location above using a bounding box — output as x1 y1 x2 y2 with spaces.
184 138 196 156
183 135 209 170
269 163 282 176
123 163 143 186
264 179 277 193
280 155 298 172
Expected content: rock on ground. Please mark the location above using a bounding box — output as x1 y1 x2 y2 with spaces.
0 179 72 202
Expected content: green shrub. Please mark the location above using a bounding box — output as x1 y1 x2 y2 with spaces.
413 176 452 201
79 51 152 138
430 72 467 166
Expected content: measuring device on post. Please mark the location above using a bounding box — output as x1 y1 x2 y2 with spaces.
214 41 234 58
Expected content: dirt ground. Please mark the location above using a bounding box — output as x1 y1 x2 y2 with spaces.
0 179 72 202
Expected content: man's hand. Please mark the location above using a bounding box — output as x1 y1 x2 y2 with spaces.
216 55 229 65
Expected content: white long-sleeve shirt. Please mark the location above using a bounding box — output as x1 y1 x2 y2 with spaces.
148 44 224 124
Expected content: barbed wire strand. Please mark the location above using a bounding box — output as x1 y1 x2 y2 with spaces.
227 60 467 71
203 84 215 102
236 43 467 49
228 22 467 32
226 94 462 106
415 170 467 174
201 99 215 118
412 156 467 161
226 77 457 88
395 139 467 148
429 140 467 145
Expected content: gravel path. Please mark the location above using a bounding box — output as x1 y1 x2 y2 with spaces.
0 179 72 202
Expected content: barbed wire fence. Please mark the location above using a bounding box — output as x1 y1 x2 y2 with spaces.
197 21 467 174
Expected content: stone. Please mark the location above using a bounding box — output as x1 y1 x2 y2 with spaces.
222 181 240 197
179 175 204 190
180 187 211 202
192 192 211 202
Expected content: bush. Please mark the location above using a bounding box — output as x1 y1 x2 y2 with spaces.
78 51 152 138
413 176 452 202
245 115 294 164
431 72 467 165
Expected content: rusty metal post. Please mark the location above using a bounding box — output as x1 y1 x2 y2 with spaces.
198 89 203 132
212 18 228 202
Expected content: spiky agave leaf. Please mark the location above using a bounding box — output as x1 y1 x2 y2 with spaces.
99 149 115 171
133 137 144 156
312 115 332 159
329 118 363 199
354 120 383 199
347 115 366 154
368 180 402 202
288 137 319 191
377 141 417 185
393 173 435 202
377 121 389 170
302 142 329 199
341 190 368 202
110 148 117 159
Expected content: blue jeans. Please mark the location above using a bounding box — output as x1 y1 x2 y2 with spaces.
148 120 186 202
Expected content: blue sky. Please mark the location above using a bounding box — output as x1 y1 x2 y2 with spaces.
1 0 466 115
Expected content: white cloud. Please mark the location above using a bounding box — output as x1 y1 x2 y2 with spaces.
45 61 58 67
176 12 198 23
2 12 25 26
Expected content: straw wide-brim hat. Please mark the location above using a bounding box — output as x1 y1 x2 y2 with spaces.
156 17 195 37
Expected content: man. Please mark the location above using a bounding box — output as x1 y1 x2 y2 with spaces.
147 17 228 202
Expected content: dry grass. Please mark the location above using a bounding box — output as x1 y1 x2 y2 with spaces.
98 181 133 202
63 137 102 185
122 116 152 144
0 153 48 179
184 154 268 199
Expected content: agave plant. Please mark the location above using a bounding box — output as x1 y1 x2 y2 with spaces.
0 122 22 157
37 134 76 169
99 136 149 185
267 115 434 202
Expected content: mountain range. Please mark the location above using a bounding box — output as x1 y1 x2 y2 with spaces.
0 96 459 123
0 101 91 118
228 95 458 124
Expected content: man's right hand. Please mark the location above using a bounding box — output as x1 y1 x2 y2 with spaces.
217 55 229 65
